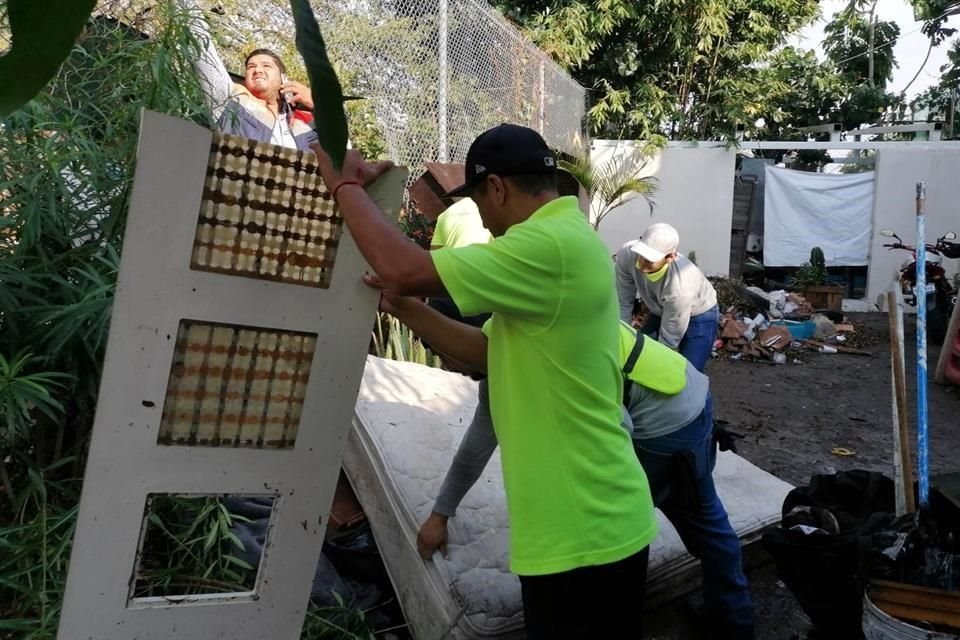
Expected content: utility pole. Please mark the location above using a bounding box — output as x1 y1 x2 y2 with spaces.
950 86 956 139
867 0 877 88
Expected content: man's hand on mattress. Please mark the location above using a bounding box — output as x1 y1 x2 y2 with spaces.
417 512 449 560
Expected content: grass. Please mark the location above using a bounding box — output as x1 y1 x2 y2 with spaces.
372 312 443 368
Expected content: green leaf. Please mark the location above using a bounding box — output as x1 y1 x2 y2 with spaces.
0 0 98 117
203 520 219 551
222 554 254 571
289 0 349 170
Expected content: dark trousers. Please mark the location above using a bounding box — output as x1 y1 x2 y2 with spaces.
633 396 755 639
519 547 650 639
642 304 720 372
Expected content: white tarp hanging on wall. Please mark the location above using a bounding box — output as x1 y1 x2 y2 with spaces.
763 166 875 267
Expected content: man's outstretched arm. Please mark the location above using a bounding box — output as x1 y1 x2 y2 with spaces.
419 380 498 559
381 294 488 375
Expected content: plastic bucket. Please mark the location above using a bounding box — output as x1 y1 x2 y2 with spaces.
771 319 816 341
863 593 960 640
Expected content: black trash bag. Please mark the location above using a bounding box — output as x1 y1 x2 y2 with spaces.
761 470 896 640
869 502 960 592
324 523 385 582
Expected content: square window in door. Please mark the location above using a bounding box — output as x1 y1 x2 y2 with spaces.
158 320 316 448
191 132 344 288
130 493 276 603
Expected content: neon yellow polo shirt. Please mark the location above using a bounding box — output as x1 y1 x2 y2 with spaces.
431 196 657 576
431 198 492 249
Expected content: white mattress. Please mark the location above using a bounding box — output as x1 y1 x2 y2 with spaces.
344 357 793 640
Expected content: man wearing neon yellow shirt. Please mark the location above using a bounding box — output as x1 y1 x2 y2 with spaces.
426 197 491 331
311 124 658 638
414 318 754 640
430 197 491 250
616 223 719 371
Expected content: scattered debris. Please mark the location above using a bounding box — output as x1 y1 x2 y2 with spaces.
830 447 856 457
802 339 873 357
758 326 792 351
752 288 815 319
715 309 871 363
709 276 881 364
811 314 837 339
842 298 880 313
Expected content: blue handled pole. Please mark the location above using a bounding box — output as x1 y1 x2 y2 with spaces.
915 181 930 510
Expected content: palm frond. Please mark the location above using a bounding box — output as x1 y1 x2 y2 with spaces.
558 156 596 195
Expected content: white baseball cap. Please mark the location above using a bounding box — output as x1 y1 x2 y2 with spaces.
630 223 680 262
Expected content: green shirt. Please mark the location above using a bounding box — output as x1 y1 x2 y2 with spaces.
431 196 657 576
431 198 492 250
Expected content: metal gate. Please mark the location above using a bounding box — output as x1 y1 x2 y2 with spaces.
57 110 407 639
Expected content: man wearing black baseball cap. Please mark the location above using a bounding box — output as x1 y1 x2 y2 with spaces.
311 124 656 639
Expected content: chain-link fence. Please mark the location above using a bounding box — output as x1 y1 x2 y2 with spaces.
195 0 587 180
6 1 585 181
324 0 588 170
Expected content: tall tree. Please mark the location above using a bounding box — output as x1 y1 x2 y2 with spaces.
823 5 900 88
912 40 960 136
753 47 848 137
497 0 820 142
912 0 960 40
820 3 901 129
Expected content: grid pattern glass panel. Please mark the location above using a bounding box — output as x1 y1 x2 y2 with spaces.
158 320 316 448
191 132 342 288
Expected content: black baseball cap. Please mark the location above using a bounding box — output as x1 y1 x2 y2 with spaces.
443 124 558 198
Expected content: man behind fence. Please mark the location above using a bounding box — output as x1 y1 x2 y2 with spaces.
310 124 658 638
191 13 316 151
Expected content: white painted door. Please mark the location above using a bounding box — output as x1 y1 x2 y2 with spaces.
57 110 407 639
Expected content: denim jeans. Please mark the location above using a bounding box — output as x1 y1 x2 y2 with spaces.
642 304 719 372
633 396 755 639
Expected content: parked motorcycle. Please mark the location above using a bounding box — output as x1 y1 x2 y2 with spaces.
880 228 960 344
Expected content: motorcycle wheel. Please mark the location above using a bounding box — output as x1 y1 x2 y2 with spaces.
928 306 948 345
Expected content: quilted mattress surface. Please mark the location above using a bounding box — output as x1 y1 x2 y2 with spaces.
343 357 792 640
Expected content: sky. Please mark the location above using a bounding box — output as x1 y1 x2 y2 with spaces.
790 0 957 100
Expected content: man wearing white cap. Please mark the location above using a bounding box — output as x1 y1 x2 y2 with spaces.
616 223 718 372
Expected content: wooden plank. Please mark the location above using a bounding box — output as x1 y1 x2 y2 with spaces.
423 162 465 193
872 579 960 605
888 289 916 514
872 601 960 629
729 179 756 277
409 173 447 220
870 579 960 629
934 295 960 384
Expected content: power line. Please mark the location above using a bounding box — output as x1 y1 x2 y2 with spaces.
827 9 954 68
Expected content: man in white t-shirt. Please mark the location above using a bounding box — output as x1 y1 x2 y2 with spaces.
615 223 719 372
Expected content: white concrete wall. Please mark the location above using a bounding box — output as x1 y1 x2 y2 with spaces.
591 141 736 276
867 147 960 303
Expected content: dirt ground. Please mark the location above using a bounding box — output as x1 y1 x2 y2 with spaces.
645 312 960 639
